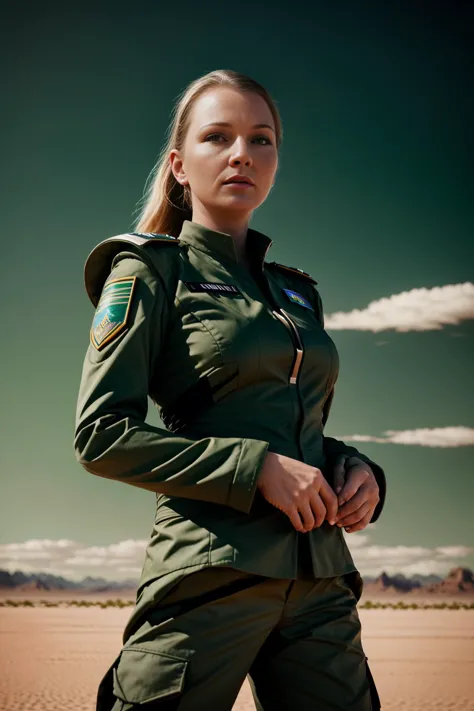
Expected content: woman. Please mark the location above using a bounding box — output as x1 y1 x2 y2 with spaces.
75 69 385 711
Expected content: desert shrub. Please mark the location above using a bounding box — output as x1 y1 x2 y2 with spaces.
359 600 474 610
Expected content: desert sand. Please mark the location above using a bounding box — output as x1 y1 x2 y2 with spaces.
1 606 473 710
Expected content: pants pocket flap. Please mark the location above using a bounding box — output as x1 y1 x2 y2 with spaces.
113 646 189 704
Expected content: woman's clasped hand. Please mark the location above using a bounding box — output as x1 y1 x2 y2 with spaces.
257 451 380 534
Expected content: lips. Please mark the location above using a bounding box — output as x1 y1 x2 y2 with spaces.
223 175 255 186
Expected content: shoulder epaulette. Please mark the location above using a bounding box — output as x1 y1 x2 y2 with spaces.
267 261 318 285
127 232 179 243
84 232 180 306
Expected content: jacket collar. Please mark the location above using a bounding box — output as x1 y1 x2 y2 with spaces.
178 220 273 270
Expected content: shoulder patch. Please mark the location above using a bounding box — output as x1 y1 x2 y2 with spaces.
267 261 318 285
90 276 136 350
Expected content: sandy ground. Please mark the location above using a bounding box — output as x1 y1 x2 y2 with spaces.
1 608 473 710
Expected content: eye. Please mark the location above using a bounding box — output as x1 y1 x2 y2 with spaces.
205 133 226 142
205 133 272 145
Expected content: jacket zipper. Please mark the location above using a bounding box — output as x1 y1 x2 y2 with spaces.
250 257 305 387
251 258 306 461
273 308 304 384
273 307 306 462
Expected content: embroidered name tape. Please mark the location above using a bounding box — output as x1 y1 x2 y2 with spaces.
283 288 314 311
184 282 242 295
91 276 136 350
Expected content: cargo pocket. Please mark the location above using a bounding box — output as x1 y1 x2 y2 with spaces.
112 644 189 706
97 653 122 711
365 657 381 710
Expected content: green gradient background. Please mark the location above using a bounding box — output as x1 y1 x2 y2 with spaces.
2 3 473 570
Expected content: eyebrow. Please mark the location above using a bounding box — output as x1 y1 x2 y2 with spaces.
200 121 276 133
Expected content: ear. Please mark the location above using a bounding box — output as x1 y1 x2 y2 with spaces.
169 149 189 186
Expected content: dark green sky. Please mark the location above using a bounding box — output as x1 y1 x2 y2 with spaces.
2 2 473 579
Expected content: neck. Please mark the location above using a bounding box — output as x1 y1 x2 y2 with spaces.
191 206 251 266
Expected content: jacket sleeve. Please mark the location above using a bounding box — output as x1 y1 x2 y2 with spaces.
74 254 269 514
321 389 386 522
311 286 387 523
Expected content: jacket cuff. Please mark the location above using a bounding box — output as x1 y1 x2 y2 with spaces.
227 439 270 513
347 453 386 523
323 436 386 522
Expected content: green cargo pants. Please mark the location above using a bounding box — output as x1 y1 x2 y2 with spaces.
97 567 380 711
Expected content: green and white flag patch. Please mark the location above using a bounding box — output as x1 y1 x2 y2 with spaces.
90 276 136 350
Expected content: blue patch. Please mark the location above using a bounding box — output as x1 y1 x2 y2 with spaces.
283 288 314 311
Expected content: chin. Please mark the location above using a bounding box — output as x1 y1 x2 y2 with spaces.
219 194 260 209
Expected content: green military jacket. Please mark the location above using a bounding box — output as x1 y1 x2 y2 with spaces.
75 219 386 598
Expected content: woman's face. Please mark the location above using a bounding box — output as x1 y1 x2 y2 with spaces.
170 87 278 220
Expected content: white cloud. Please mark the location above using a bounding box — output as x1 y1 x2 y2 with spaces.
325 282 474 332
363 545 432 560
342 533 370 549
0 539 148 581
436 546 474 558
380 559 454 577
336 426 474 447
0 539 78 562
346 533 474 577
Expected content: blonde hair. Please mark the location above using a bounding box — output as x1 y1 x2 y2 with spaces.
133 69 283 237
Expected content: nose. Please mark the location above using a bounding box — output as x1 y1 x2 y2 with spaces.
229 136 252 167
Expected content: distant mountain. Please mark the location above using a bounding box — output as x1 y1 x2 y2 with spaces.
0 569 138 592
424 567 474 594
364 572 421 594
1 568 472 595
340 573 443 586
363 567 473 596
409 573 444 586
79 575 138 591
